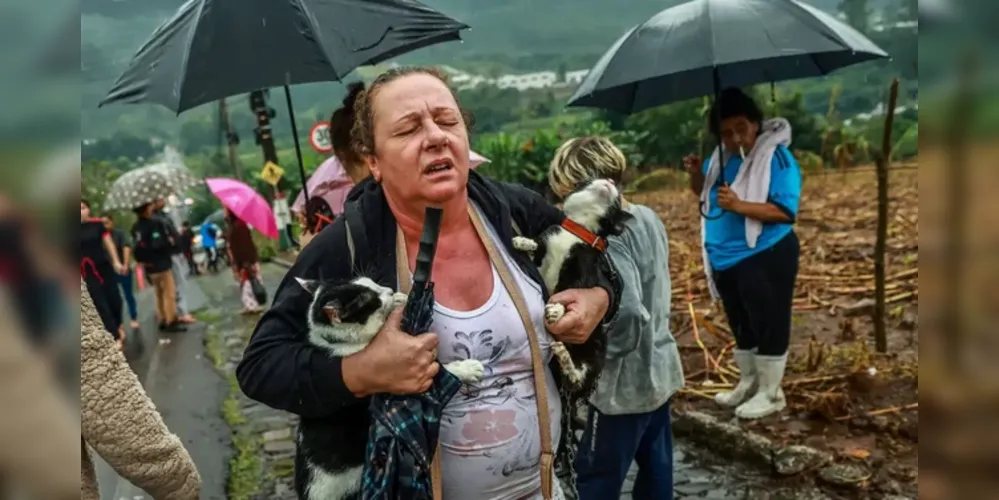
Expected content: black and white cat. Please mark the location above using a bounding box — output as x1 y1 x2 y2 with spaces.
292 276 485 500
512 178 632 397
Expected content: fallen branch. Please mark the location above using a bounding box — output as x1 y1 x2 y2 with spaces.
834 402 919 421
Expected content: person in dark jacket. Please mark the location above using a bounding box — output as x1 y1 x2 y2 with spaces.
131 203 186 333
236 66 621 499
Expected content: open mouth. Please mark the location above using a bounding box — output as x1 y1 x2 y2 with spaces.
425 159 453 174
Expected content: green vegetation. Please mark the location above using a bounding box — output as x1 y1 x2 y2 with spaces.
224 372 262 500
201 310 262 500
80 0 924 218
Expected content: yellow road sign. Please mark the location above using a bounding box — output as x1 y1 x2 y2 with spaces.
260 161 284 186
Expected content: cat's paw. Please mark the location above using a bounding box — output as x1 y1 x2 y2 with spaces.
565 363 589 389
544 302 566 325
444 359 485 384
392 292 408 307
512 236 538 253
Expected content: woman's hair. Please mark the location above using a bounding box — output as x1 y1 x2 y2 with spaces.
350 66 472 158
81 198 90 210
330 82 366 176
709 87 764 138
548 136 628 200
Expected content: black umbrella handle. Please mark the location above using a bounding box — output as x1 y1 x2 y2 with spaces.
412 207 443 286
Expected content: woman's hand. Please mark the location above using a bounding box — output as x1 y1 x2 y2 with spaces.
683 154 702 175
717 185 743 212
546 287 609 344
342 306 441 396
684 154 705 196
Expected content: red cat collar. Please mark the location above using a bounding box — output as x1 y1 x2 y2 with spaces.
560 218 607 252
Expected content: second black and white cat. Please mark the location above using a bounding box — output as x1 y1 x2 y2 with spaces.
512 178 632 397
293 276 484 500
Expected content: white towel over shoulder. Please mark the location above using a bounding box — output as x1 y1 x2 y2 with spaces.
700 117 792 299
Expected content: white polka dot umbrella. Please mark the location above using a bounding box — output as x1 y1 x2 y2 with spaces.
148 162 202 192
103 165 181 211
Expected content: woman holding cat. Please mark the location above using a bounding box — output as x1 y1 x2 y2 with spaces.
238 66 622 499
684 87 802 420
548 137 685 500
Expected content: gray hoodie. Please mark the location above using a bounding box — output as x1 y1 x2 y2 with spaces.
591 202 685 415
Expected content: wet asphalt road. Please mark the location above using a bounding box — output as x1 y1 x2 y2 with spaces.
95 264 230 500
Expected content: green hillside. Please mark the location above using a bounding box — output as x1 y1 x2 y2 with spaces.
80 0 912 143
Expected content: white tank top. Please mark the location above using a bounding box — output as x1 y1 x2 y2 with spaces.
428 211 563 500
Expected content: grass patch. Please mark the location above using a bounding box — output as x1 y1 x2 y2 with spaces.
222 372 261 500
227 431 262 500
204 325 224 369
195 308 223 324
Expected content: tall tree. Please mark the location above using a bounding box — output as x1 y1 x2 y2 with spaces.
838 0 871 33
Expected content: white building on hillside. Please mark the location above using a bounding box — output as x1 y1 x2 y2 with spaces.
496 71 559 91
564 69 590 85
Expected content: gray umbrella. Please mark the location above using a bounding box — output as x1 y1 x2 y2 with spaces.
567 0 889 114
98 0 469 113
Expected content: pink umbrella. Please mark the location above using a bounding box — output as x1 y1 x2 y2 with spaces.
205 177 279 239
292 150 491 214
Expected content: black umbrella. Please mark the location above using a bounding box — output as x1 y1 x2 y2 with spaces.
98 0 468 204
362 206 462 499
567 0 888 218
567 0 889 114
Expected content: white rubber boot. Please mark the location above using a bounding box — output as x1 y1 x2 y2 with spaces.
736 353 788 419
714 349 757 407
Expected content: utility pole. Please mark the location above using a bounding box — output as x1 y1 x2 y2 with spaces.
218 98 241 180
249 90 279 166
249 89 293 250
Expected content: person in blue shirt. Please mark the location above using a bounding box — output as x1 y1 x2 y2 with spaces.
684 87 802 420
200 222 221 273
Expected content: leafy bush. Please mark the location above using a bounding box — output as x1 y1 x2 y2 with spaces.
473 120 645 195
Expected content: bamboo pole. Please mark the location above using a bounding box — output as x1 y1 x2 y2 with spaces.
873 79 900 354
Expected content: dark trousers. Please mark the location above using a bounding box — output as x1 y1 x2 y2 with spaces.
83 268 123 339
574 401 674 500
116 270 138 321
184 250 199 275
205 246 219 273
713 231 800 356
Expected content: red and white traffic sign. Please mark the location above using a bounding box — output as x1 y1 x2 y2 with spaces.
309 121 333 154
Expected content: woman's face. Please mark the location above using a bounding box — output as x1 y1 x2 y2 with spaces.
366 73 470 207
80 202 90 220
719 115 759 154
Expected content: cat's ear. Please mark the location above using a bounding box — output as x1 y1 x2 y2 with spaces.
322 302 342 324
295 277 320 296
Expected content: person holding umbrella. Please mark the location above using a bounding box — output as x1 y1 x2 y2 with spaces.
223 207 263 314
684 87 802 420
237 66 621 499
